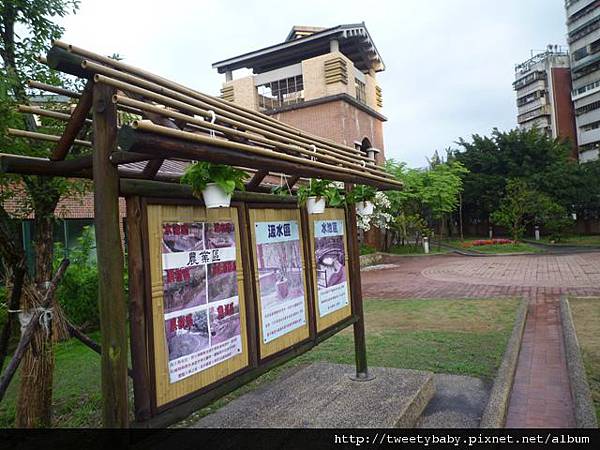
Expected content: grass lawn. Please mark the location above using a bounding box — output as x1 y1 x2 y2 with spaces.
568 297 600 423
0 298 519 428
387 244 449 255
540 235 600 246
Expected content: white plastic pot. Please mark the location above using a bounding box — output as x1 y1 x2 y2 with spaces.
306 196 326 214
202 183 232 208
356 200 374 216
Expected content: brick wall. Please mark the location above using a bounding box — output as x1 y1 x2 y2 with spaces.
270 98 386 163
551 67 578 158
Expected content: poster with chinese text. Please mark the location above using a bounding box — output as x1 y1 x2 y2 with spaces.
314 220 349 317
161 221 242 383
254 221 306 343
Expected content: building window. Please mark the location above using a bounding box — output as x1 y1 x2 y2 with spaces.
575 99 600 115
572 46 588 61
257 75 304 110
355 78 366 105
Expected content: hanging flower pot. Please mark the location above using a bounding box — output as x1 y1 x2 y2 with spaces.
306 196 326 214
356 200 374 216
181 162 249 209
202 183 232 208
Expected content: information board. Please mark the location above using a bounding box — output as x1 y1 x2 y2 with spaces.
249 208 310 359
146 204 249 407
309 209 352 332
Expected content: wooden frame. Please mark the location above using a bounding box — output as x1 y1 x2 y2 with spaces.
125 194 365 426
308 208 353 332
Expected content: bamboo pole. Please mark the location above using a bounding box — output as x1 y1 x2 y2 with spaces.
7 128 92 148
131 120 402 187
85 62 377 167
18 105 92 124
113 94 390 179
54 40 366 158
28 80 81 99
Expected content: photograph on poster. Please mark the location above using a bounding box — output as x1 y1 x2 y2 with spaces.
165 309 210 361
205 222 236 248
162 222 204 252
255 220 306 343
163 265 207 313
208 261 238 303
160 220 242 382
314 220 349 317
209 300 241 345
315 234 346 289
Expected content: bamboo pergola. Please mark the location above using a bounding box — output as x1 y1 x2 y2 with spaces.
1 41 402 428
3 40 402 191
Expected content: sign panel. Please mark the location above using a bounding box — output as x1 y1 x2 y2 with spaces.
254 220 306 343
314 219 350 317
161 221 242 383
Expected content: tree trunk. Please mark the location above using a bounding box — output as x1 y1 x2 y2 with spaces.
15 189 58 428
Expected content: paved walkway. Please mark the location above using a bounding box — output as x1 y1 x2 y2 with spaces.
361 252 600 428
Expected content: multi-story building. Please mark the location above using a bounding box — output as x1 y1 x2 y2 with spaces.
513 46 577 155
566 0 600 161
212 23 387 164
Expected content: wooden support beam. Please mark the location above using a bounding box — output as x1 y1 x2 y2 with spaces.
119 178 296 203
52 79 94 161
92 83 129 428
345 183 370 379
126 196 152 422
28 80 81 99
118 127 401 191
287 175 300 189
246 169 269 190
47 46 90 79
0 153 92 177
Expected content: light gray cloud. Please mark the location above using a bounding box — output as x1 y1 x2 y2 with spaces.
59 0 568 167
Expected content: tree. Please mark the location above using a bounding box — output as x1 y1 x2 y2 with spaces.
490 179 537 241
0 0 81 427
451 128 583 228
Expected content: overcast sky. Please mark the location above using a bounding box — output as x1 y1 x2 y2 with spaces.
58 0 568 167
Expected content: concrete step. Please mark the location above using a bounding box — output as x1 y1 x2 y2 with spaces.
192 363 435 428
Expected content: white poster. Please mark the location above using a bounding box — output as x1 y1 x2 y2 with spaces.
254 221 307 343
161 221 242 383
314 220 350 317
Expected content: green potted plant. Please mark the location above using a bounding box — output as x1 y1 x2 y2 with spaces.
181 161 248 208
348 184 377 216
296 179 345 214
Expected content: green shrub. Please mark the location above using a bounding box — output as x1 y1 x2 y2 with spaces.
360 244 377 255
54 226 100 331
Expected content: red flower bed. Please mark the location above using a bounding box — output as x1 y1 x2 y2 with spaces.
463 239 514 248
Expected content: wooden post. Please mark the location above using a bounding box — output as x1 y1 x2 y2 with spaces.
93 83 129 427
345 184 372 380
126 196 152 421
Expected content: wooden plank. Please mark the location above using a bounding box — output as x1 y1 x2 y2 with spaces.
247 208 311 359
51 79 94 161
146 204 249 407
92 83 129 427
308 208 353 333
126 196 152 421
344 184 369 377
0 153 92 177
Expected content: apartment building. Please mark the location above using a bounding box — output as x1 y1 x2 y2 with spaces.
212 23 387 164
566 0 600 161
513 46 577 155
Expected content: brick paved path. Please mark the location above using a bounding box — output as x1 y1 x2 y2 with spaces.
361 253 600 428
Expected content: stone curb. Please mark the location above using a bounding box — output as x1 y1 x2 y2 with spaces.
480 298 528 428
559 297 598 428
